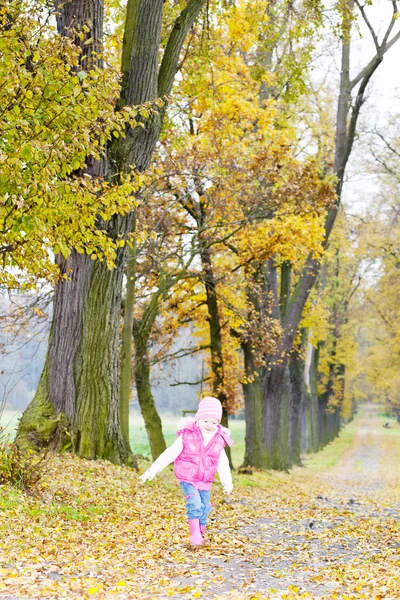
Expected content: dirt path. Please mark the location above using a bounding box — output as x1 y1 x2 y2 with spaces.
164 405 400 599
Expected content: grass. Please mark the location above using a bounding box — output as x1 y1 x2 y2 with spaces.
0 486 20 511
302 422 357 471
0 409 20 440
3 404 398 475
1 409 246 467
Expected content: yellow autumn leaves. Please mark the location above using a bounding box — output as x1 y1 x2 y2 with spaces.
1 407 399 598
0 1 143 289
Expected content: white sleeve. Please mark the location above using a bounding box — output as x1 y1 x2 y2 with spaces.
148 436 183 474
217 448 233 492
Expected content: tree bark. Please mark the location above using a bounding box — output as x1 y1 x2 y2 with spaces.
262 363 291 470
133 313 167 460
241 341 265 467
16 226 135 463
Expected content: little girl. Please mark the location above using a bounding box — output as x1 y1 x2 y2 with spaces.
139 396 234 546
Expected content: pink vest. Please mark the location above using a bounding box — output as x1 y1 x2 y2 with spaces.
174 421 233 490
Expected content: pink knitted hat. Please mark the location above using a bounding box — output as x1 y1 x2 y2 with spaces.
195 396 222 422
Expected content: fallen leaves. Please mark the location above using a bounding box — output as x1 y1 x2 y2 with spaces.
0 410 399 599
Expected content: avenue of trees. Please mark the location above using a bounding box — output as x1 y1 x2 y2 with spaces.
1 0 400 469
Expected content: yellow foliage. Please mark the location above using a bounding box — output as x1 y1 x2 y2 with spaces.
0 0 144 290
137 0 337 409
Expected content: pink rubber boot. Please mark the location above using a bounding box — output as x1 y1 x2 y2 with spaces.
200 524 206 536
188 519 203 546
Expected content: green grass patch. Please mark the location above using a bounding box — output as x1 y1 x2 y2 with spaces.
237 475 260 487
231 440 245 467
302 421 357 470
380 425 400 436
0 485 21 510
47 504 90 522
377 404 393 418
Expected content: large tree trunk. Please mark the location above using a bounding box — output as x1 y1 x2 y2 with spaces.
16 224 134 462
16 0 207 463
261 363 292 470
16 0 132 463
70 244 131 461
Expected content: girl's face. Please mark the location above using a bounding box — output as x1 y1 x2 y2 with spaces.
197 418 219 433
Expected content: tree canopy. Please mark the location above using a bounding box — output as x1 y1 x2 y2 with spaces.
1 0 399 465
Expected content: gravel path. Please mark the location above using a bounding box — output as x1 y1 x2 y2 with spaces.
165 405 400 599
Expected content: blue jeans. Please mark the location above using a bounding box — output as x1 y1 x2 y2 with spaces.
180 482 212 526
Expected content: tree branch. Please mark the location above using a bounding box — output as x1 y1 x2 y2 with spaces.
344 58 380 169
170 376 212 387
154 343 211 364
158 0 207 97
372 130 400 160
350 1 400 90
354 0 379 51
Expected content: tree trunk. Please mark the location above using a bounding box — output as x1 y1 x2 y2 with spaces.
262 363 291 470
302 342 319 453
16 0 207 463
317 363 343 450
16 240 134 463
317 394 328 449
71 246 132 461
288 344 305 467
200 244 234 468
241 341 265 467
133 322 166 460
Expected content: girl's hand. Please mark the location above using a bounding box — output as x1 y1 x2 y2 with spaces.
139 469 155 482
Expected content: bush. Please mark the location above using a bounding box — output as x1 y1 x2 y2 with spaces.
0 427 48 492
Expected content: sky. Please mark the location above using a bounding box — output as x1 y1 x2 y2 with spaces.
342 0 400 214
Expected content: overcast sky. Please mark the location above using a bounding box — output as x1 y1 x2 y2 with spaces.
343 0 400 214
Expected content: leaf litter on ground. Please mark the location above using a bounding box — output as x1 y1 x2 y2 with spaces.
0 406 399 599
